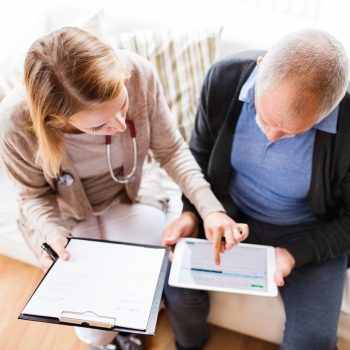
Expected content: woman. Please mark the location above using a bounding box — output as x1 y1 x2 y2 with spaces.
0 27 248 350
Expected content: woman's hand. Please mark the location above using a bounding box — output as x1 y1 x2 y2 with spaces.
204 212 249 265
39 233 70 272
162 211 199 260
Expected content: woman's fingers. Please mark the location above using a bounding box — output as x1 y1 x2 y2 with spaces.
223 223 249 250
211 227 222 266
40 234 70 271
48 234 70 260
54 244 70 260
236 223 249 241
203 212 250 265
224 227 235 250
40 252 54 272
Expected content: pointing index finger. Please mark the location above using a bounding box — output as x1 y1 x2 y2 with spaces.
212 229 222 265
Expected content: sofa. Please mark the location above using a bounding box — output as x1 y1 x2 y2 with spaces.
1 0 350 347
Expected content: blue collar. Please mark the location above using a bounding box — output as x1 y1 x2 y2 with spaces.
238 66 339 134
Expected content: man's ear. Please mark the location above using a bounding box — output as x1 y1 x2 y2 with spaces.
257 56 264 66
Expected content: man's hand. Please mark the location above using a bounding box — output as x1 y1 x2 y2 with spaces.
162 211 199 260
204 212 249 265
40 234 70 272
274 247 296 287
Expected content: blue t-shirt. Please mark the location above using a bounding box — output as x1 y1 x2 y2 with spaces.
229 67 339 225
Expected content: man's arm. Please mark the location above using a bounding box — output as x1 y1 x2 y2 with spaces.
279 171 350 268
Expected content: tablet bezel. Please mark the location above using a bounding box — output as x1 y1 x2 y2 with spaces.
169 238 278 297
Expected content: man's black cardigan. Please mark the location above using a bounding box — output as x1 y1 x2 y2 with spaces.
183 51 350 268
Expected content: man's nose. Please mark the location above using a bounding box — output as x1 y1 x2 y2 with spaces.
266 128 285 142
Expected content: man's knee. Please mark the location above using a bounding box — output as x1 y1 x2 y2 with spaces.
163 283 209 310
283 329 337 350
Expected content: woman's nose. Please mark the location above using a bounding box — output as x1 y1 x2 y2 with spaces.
109 113 127 132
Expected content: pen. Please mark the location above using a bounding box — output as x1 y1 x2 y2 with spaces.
41 242 59 261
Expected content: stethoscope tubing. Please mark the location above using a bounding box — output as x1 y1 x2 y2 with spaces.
106 137 137 183
58 118 137 186
105 118 137 184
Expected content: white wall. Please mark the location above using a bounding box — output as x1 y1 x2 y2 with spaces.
0 0 48 69
1 0 350 60
0 0 349 98
43 0 350 57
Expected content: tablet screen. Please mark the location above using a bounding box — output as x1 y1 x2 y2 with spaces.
170 239 277 297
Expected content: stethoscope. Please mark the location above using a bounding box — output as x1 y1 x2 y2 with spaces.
58 118 137 186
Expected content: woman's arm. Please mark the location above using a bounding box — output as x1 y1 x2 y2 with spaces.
146 66 248 263
147 67 223 220
0 131 71 257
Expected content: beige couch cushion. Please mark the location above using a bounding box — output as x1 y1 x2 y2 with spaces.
208 269 350 345
106 28 222 140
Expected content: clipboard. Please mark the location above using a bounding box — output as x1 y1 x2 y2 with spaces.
19 237 169 335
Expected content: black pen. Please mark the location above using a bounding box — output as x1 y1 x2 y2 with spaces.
41 242 59 261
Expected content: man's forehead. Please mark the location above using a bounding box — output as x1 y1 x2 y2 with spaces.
256 98 318 134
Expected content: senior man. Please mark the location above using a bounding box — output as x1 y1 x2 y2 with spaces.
163 29 350 349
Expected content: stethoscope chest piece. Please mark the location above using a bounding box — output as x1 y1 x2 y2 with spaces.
57 172 74 187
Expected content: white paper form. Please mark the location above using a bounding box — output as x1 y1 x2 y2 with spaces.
179 240 268 292
22 239 165 330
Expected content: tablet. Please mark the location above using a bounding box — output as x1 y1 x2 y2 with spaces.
169 238 278 297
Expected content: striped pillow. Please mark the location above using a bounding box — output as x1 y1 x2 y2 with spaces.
107 28 222 141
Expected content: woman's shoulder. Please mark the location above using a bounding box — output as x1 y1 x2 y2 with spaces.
115 49 156 81
0 85 32 143
115 49 160 103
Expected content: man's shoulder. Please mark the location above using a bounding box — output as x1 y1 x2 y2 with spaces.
337 87 350 130
339 85 350 118
213 50 266 68
201 50 265 104
206 50 266 84
346 84 350 98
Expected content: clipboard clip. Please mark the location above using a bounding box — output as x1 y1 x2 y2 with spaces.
60 310 116 329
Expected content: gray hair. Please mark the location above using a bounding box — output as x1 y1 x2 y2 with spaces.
255 29 349 120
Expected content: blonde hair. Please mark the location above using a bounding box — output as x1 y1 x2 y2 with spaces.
24 27 129 178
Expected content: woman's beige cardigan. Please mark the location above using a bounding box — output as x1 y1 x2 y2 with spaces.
0 50 224 259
